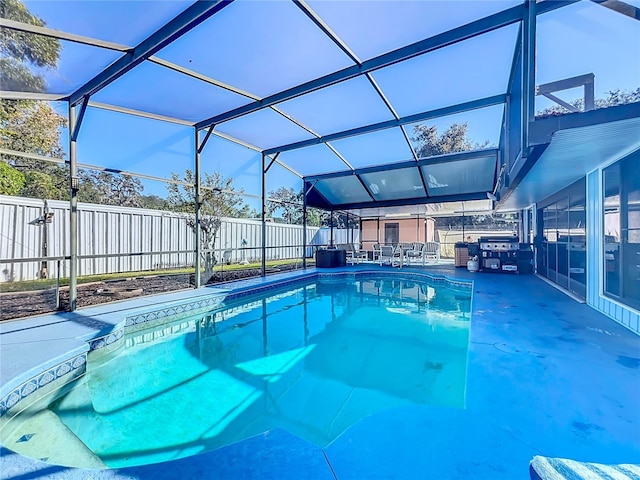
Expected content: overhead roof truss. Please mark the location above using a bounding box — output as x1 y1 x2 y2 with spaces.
2 0 621 213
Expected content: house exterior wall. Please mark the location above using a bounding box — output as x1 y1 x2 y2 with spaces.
360 218 436 252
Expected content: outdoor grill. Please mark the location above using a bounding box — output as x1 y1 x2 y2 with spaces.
478 236 520 273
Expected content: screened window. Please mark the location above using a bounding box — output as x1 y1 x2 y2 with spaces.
603 151 640 309
536 179 586 299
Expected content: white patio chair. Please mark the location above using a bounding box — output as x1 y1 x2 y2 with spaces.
344 243 367 264
424 242 441 263
371 243 382 262
406 242 427 266
379 245 402 268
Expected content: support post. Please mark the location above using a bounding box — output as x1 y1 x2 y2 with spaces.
68 103 79 311
462 212 466 241
194 128 202 288
302 182 307 269
504 94 511 177
261 153 266 277
522 0 536 157
584 79 595 112
330 211 334 247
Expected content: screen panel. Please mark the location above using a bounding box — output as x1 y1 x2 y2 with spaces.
215 108 315 151
201 134 263 199
77 106 194 179
93 60 251 123
404 104 505 158
371 25 518 117
420 156 496 197
329 127 415 169
536 1 640 116
155 0 354 98
307 0 522 61
360 168 426 201
0 30 121 94
275 76 394 136
21 0 194 46
313 176 372 205
278 144 349 177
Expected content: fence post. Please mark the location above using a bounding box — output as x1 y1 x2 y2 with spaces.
56 259 61 310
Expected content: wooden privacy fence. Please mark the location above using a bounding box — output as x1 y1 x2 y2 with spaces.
0 195 319 282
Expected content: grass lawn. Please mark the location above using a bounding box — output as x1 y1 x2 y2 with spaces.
0 259 313 293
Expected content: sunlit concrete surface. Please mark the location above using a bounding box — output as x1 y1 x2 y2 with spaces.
1 265 638 479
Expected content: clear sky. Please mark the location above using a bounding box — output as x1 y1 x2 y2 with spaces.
22 0 640 205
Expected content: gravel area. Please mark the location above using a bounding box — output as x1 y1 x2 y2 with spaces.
0 265 302 322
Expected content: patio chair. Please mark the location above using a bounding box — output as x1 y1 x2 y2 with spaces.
371 243 382 262
379 245 402 268
406 242 428 266
423 241 441 263
344 243 367 264
399 242 413 254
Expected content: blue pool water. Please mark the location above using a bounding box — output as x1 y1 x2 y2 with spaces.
50 275 471 467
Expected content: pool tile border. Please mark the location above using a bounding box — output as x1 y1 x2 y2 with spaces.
124 296 224 328
88 328 124 352
0 353 87 417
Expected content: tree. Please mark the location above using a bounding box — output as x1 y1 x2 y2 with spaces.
306 208 321 227
412 123 491 158
138 194 172 211
1 101 68 200
266 186 362 228
0 161 25 195
265 187 360 228
266 186 303 224
20 170 64 199
0 0 68 201
0 0 61 92
78 171 144 207
167 170 250 283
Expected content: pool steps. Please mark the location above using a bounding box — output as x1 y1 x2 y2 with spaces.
0 408 104 468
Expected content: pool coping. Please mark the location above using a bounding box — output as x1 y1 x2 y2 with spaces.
0 266 472 467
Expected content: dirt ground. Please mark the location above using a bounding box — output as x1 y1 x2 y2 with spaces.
0 266 297 322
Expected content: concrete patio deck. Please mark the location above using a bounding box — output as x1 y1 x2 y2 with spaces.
1 265 639 479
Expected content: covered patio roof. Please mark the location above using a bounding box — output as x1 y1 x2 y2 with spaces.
3 0 637 219
304 149 499 211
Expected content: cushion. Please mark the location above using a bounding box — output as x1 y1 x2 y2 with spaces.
530 456 640 480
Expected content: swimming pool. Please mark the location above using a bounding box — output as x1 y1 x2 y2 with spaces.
1 273 471 469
